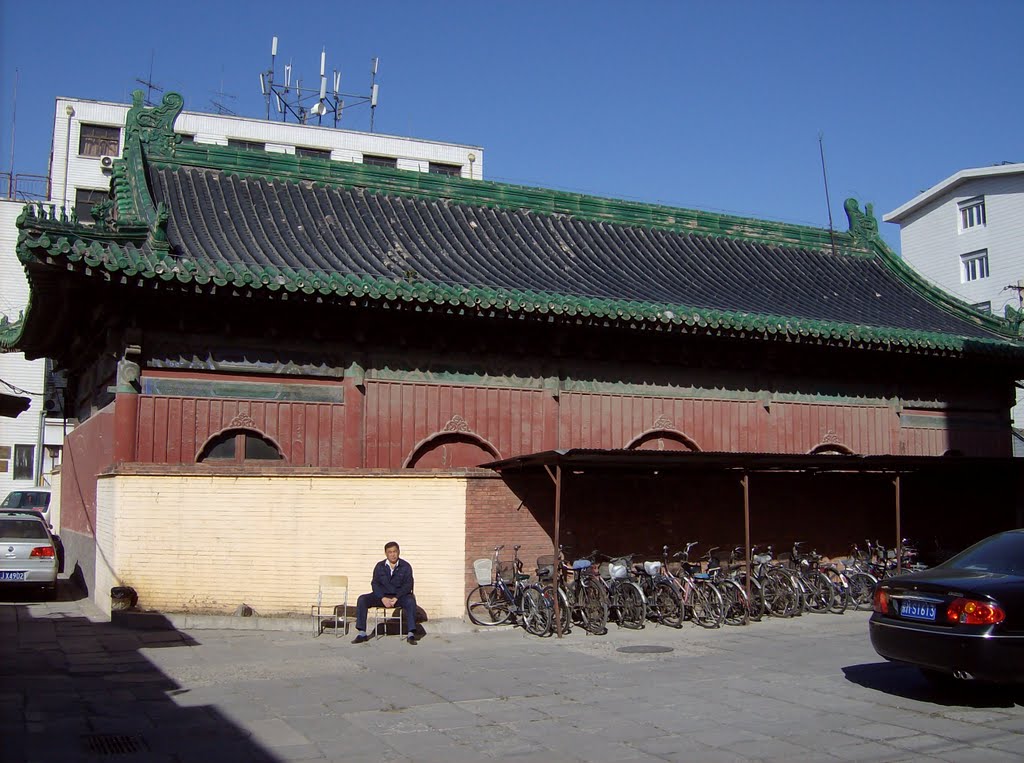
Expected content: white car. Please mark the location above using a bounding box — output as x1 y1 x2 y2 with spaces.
0 510 58 599
0 489 52 527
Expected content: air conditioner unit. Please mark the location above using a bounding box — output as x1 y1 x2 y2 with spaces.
99 155 116 170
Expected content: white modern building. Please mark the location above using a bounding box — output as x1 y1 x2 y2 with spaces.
884 162 1024 427
1 95 485 498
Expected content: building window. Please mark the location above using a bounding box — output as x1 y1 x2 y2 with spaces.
295 146 331 160
428 162 462 177
363 154 397 169
198 429 283 463
959 196 986 231
970 301 992 314
177 134 195 144
13 444 34 481
961 250 990 283
227 139 266 152
74 188 109 224
78 124 121 157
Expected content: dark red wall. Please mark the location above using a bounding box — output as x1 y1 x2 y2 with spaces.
61 402 116 537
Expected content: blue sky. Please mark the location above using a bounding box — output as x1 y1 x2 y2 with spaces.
1 1 1022 252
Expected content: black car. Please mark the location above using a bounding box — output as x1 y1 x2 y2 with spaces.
869 529 1024 684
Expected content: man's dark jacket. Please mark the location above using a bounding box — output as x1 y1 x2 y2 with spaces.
371 559 414 599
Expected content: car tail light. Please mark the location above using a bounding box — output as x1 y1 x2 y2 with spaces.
945 597 1005 625
30 546 55 558
873 587 889 614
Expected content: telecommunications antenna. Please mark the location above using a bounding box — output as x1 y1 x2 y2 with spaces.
259 36 380 130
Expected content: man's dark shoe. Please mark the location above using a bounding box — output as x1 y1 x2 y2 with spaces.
406 635 418 645
352 634 370 644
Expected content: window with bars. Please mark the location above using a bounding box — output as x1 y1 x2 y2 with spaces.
428 162 462 177
227 138 266 152
363 154 397 168
961 250 990 283
78 124 120 157
74 188 109 224
198 430 284 463
13 444 34 481
959 197 986 231
295 146 331 160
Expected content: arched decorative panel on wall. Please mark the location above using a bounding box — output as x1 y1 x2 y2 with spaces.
405 431 499 469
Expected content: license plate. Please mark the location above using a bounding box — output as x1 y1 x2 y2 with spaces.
0 571 26 581
899 600 936 621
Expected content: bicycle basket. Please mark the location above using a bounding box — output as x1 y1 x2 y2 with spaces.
495 561 516 583
473 559 493 586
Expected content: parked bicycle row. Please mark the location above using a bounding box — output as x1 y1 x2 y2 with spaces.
466 539 929 637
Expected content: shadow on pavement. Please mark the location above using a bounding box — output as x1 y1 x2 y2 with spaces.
843 662 1024 709
1 584 283 762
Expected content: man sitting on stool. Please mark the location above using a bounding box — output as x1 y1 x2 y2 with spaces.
353 541 417 645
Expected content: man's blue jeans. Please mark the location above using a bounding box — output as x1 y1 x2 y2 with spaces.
355 592 417 634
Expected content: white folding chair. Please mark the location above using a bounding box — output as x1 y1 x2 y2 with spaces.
310 575 349 637
371 605 405 638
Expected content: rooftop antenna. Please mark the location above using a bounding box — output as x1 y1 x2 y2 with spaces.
258 36 379 129
7 68 17 196
211 68 237 116
818 131 838 257
135 50 163 107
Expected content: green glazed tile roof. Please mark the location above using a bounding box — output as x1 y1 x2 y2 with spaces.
6 91 1023 360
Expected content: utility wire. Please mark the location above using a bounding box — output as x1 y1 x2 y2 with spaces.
0 377 42 396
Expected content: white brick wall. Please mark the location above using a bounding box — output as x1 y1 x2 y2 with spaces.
96 473 468 619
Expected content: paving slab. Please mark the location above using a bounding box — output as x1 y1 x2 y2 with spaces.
3 588 1023 762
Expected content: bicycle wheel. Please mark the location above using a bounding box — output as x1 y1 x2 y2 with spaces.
823 569 848 614
717 579 749 625
846 571 877 610
654 582 684 628
466 584 513 626
579 581 609 635
544 583 572 634
691 582 724 628
766 569 801 616
802 571 832 614
518 586 552 637
770 569 798 614
613 581 646 629
733 573 764 621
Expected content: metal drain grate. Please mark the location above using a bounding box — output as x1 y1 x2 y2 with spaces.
616 645 674 654
82 734 149 755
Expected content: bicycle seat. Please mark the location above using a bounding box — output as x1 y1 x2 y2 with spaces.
643 561 662 576
515 573 531 581
572 559 592 570
692 572 711 580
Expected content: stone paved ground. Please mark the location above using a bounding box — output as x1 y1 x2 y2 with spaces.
2 587 1022 762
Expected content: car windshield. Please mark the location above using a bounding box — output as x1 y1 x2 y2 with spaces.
940 532 1024 576
0 518 49 540
0 492 50 508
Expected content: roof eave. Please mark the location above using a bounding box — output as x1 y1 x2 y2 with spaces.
884 163 1024 223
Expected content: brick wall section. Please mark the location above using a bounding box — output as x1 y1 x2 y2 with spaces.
465 474 553 598
93 472 467 618
60 402 116 536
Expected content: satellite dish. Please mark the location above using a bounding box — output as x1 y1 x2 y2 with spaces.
310 102 327 116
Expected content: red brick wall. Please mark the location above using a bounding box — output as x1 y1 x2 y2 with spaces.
61 402 116 536
465 474 553 597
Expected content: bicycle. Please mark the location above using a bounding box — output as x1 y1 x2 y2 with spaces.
540 546 608 635
701 546 750 625
667 543 724 628
595 552 647 629
466 545 552 636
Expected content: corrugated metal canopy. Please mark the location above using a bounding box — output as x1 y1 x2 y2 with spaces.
481 448 1024 475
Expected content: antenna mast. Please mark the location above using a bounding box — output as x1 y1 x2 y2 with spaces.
135 50 163 107
259 36 379 128
819 131 837 257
